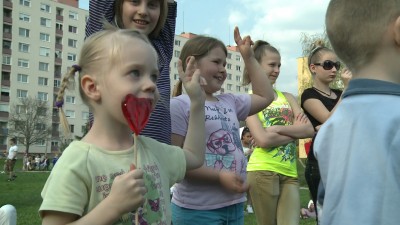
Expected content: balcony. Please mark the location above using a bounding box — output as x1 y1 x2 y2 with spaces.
55 43 63 50
0 111 9 118
56 28 63 36
2 65 11 72
55 57 62 65
52 130 60 137
1 80 10 87
54 72 61 78
0 95 9 102
56 15 63 21
3 0 13 9
3 32 12 40
53 86 60 93
2 48 11 54
51 146 59 151
0 127 8 136
52 115 60 123
3 16 12 25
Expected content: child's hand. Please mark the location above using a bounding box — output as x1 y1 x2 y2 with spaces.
106 167 147 215
219 171 249 193
177 57 206 103
294 113 309 125
341 68 352 88
234 26 254 60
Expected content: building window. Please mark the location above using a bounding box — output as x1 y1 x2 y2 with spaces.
39 62 49 71
18 59 29 68
56 22 63 31
51 141 59 147
19 13 31 22
40 3 51 13
68 39 77 48
35 123 46 131
67 53 77 61
236 76 241 82
17 89 28 98
18 43 30 53
40 18 51 27
66 96 75 104
82 112 89 120
226 84 232 91
66 110 75 118
16 105 26 114
69 124 75 133
227 73 232 80
174 50 180 57
40 33 50 42
236 86 241 92
54 80 61 87
174 40 181 46
227 53 232 59
39 47 50 57
19 0 31 7
3 41 11 49
19 28 30 37
174 74 179 80
236 55 241 61
244 87 249 93
2 55 11 65
227 64 232 70
17 74 28 83
37 92 48 101
37 139 46 146
69 11 78 20
68 26 77 33
236 65 241 71
38 77 48 86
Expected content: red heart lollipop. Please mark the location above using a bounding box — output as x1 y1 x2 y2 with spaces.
122 94 152 135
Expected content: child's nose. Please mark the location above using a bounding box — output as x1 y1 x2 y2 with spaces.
142 78 156 92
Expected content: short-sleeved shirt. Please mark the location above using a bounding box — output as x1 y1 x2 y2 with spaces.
170 94 251 210
40 136 186 225
7 145 18 160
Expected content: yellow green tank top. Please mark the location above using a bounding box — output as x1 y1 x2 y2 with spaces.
247 90 297 177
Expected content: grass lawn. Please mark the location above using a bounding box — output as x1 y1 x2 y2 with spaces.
0 159 316 225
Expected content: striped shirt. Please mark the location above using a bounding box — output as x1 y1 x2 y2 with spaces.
85 1 177 144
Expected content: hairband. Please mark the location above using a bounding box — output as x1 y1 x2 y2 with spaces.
72 64 81 72
55 100 64 108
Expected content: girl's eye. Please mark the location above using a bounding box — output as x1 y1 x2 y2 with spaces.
129 70 140 78
150 74 158 83
148 1 160 9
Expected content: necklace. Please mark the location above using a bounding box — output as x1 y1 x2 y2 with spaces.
312 86 332 96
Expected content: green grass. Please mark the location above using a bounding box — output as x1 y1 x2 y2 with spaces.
0 159 316 225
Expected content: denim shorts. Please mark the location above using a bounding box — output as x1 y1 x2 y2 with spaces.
171 202 244 225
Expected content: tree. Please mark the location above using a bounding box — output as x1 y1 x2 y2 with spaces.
8 97 52 153
299 31 345 94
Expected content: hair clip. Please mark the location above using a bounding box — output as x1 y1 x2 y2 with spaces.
55 100 64 108
72 64 81 72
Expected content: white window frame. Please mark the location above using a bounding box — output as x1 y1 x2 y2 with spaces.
37 92 48 101
40 17 51 27
226 84 232 91
82 112 89 120
19 28 30 37
19 13 31 22
16 105 27 114
54 79 61 87
17 89 28 98
39 62 49 71
18 59 29 68
40 3 51 13
39 47 50 57
38 77 48 86
68 25 77 33
67 53 77 62
17 74 28 83
2 55 11 65
40 33 50 42
69 11 78 20
68 39 77 48
19 0 31 7
37 139 46 146
18 43 30 53
65 110 75 118
66 96 75 104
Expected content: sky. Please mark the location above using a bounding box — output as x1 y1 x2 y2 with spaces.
79 0 330 95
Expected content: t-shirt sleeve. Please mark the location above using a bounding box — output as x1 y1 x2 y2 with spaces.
39 144 90 217
170 96 189 136
160 144 186 186
232 94 251 121
85 0 115 38
301 88 319 109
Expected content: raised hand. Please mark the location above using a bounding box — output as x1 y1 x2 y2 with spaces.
234 26 254 60
341 68 353 88
106 168 147 215
177 57 207 102
219 171 249 193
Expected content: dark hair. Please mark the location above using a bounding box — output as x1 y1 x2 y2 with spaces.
241 127 250 139
243 40 279 85
10 137 16 143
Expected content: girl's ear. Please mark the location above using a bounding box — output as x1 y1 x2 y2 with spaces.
81 74 101 101
309 64 317 75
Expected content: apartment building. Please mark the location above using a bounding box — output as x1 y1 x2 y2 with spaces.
1 0 89 153
170 32 250 96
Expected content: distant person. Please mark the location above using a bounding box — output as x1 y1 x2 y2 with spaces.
51 154 59 169
300 200 316 219
241 127 254 214
314 0 400 225
5 138 18 181
0 204 17 225
245 40 315 225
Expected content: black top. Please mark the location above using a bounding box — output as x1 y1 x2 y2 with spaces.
301 88 342 161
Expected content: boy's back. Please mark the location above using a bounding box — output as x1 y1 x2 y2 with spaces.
315 0 400 224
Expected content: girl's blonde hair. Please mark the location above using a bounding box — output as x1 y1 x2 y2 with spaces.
172 35 227 97
243 40 279 86
307 40 333 74
114 0 168 38
56 26 152 136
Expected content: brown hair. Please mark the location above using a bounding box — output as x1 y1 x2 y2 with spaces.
243 40 279 85
172 35 227 97
56 26 152 136
326 0 400 72
307 40 333 74
114 0 168 38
